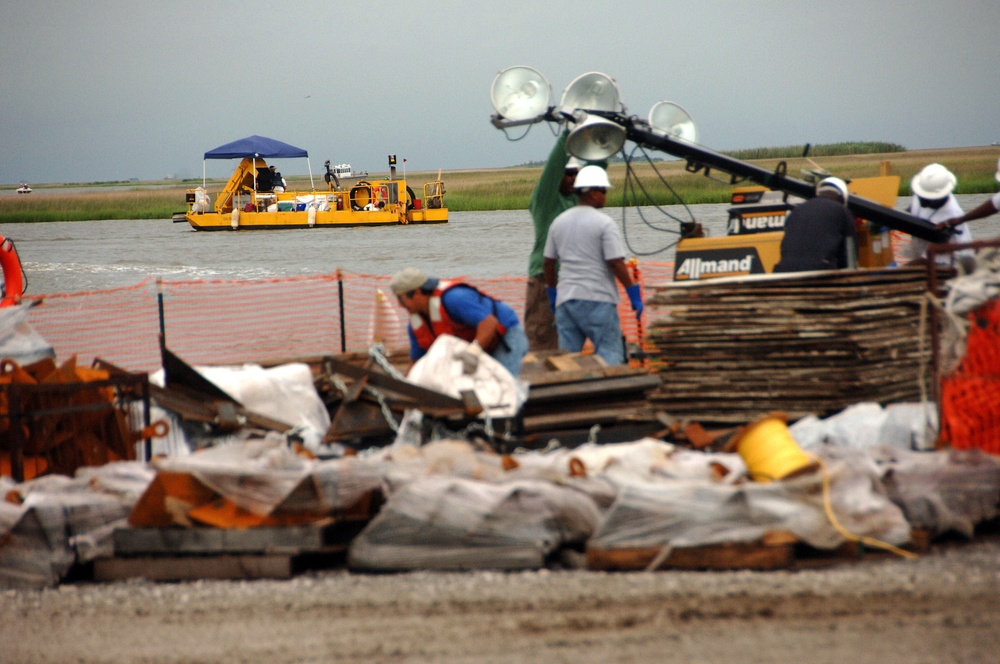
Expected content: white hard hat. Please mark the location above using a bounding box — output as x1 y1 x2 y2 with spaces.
911 163 957 199
565 156 585 171
995 156 1000 184
574 165 612 190
816 176 849 203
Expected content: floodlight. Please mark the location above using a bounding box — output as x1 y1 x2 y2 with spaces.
566 114 627 161
648 101 697 143
490 66 551 122
560 72 621 116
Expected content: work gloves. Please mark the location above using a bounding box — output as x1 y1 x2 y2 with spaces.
457 340 484 374
626 284 643 320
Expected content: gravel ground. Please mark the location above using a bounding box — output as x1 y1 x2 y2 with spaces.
2 535 999 664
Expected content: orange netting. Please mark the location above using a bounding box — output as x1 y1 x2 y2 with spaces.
940 298 1000 454
24 262 676 373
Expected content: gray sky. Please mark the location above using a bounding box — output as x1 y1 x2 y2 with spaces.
3 0 998 184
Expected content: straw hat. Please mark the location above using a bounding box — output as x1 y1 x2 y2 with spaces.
911 163 957 199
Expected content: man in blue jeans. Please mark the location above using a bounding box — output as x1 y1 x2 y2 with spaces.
389 267 528 378
542 165 643 365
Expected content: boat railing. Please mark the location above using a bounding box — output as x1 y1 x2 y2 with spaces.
423 181 445 209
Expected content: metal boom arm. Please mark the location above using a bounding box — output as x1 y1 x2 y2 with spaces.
606 113 948 243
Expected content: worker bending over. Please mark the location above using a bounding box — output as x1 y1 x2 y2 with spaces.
390 267 528 378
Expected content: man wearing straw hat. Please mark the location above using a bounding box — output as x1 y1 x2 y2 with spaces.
900 163 971 266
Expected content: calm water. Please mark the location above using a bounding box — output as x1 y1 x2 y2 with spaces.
4 195 998 298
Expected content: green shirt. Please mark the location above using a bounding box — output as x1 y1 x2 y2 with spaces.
527 131 577 277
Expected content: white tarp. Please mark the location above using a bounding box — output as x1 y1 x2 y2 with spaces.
0 304 54 365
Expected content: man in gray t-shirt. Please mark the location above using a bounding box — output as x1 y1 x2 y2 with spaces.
543 166 643 365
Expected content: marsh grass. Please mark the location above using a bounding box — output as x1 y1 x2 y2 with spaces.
3 146 997 223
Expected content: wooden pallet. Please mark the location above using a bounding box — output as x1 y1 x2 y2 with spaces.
587 531 799 571
93 522 363 582
586 529 929 572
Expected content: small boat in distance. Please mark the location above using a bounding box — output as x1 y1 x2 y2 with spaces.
178 135 447 231
16 183 32 194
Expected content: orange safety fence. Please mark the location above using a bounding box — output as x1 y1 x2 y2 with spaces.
23 262 675 374
940 298 1000 454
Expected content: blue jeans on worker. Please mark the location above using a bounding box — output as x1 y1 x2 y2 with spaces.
492 324 529 378
555 299 625 365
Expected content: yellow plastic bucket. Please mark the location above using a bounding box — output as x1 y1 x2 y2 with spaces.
731 414 817 483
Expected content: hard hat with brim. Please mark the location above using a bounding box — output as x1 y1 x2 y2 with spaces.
574 165 612 189
390 267 430 295
911 163 957 199
816 177 849 203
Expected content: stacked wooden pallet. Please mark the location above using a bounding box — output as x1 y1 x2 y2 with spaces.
644 267 935 424
517 352 663 448
93 524 363 582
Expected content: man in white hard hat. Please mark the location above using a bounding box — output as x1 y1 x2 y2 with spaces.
900 163 971 266
542 165 643 365
774 176 858 272
389 267 528 378
942 156 1000 230
524 128 586 352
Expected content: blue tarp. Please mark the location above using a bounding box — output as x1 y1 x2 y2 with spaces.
203 135 308 160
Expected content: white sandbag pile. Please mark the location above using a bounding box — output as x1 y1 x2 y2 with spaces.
0 462 153 589
347 475 602 571
3 414 1000 587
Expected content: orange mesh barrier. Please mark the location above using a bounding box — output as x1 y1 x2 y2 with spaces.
26 281 162 370
941 298 1000 454
23 265 670 373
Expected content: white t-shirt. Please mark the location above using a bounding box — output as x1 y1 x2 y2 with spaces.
544 205 625 305
900 194 972 265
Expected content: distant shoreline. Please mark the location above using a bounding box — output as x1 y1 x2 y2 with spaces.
3 146 997 222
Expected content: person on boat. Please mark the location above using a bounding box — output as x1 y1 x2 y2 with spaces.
273 169 286 193
525 130 582 352
899 163 971 267
773 176 858 273
543 165 643 366
941 156 1000 231
389 267 528 378
255 166 274 192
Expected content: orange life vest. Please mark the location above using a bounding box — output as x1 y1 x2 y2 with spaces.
409 280 506 351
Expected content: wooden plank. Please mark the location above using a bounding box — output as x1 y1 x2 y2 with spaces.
522 405 655 430
586 540 795 571
322 357 469 413
113 525 337 555
527 374 662 404
93 554 293 581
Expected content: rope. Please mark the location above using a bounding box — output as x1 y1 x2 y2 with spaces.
811 453 918 560
368 343 406 381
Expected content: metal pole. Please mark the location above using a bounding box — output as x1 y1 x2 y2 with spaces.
337 268 347 353
157 277 166 343
595 112 950 244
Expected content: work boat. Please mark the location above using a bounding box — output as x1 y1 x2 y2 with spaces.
178 135 447 231
16 183 32 194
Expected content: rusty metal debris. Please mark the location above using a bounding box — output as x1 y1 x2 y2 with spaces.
1 356 151 482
